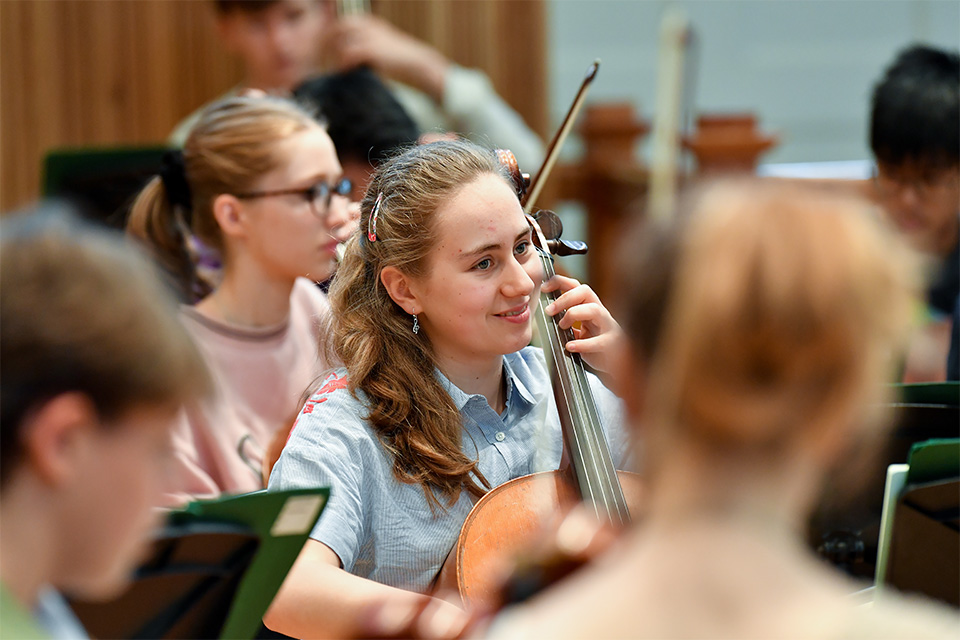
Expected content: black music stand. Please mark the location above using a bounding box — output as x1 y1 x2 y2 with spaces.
42 146 170 230
69 488 329 639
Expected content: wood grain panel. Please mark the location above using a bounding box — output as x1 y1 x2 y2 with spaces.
1 0 545 212
1 1 243 211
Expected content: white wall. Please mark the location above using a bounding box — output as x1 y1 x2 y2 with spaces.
548 0 960 165
546 0 959 280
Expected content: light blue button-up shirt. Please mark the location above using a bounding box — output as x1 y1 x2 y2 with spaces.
268 346 629 592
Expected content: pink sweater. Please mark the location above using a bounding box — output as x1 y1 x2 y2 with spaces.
165 278 331 506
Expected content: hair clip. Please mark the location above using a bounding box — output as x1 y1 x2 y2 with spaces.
368 192 383 242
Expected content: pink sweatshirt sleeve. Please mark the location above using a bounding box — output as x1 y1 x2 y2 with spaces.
162 407 221 508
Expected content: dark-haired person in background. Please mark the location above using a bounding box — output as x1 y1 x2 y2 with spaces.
293 67 421 200
870 44 959 380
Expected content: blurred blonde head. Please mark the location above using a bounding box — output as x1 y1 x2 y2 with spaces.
619 178 920 469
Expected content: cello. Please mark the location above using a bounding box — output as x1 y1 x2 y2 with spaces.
435 206 643 610
434 61 642 610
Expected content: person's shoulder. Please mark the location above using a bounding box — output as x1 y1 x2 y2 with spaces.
291 277 331 316
290 370 370 440
301 370 358 416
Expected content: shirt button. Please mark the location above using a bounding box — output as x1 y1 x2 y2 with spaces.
495 431 506 442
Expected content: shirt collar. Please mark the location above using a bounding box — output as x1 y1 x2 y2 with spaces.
434 354 539 414
435 368 473 411
502 352 538 410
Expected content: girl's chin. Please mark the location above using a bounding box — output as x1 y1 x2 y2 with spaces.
500 328 534 355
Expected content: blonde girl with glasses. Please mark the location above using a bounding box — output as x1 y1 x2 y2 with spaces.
128 95 355 505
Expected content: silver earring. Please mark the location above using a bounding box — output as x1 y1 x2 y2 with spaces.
412 314 420 335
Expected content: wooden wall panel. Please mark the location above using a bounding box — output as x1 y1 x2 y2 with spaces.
0 1 243 211
0 0 546 212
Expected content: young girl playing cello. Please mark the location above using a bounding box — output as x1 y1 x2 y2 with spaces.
265 139 629 638
128 95 355 504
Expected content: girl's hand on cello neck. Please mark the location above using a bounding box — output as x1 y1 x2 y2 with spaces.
542 274 626 377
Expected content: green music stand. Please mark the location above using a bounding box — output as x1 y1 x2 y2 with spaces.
875 439 959 607
70 487 329 639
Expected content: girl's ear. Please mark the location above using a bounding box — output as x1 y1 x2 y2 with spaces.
380 266 420 315
22 393 98 487
212 194 247 239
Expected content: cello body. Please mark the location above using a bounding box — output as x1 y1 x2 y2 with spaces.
438 469 642 608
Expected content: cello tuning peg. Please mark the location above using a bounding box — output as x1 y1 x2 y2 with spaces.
548 239 588 257
534 210 564 241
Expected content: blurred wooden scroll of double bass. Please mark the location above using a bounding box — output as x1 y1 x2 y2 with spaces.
647 6 694 223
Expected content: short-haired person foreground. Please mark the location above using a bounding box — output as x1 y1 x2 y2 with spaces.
0 208 209 639
480 180 959 639
264 139 630 639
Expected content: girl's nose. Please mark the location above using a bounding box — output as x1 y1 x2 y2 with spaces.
502 255 536 298
326 195 354 240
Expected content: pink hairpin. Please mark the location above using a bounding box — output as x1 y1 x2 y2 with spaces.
367 192 382 242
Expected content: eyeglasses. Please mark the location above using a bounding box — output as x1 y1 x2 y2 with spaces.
874 165 959 201
235 178 353 216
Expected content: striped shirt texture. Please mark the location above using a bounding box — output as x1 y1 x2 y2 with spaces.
268 346 629 592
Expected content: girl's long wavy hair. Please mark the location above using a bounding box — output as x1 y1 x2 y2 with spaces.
324 139 513 508
127 96 320 300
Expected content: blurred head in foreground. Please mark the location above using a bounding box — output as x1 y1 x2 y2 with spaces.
476 179 940 640
618 178 919 521
0 206 209 609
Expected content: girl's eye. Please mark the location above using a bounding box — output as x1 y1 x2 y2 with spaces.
515 241 529 255
475 258 493 271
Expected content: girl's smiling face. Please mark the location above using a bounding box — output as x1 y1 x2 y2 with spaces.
406 173 542 369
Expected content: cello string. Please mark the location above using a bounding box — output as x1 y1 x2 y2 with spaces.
541 248 628 522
